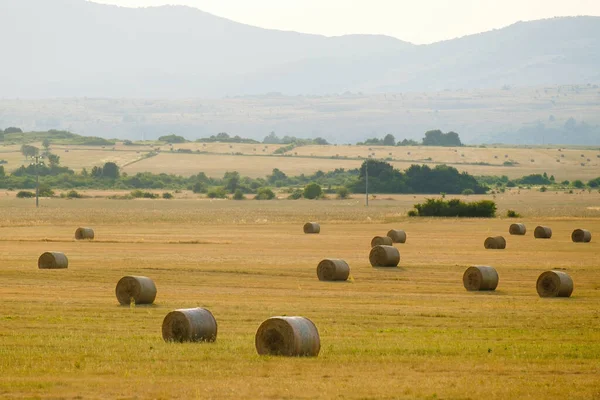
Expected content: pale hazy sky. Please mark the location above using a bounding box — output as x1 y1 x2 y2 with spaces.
93 0 600 44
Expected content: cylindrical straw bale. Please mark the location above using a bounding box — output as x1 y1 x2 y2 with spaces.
536 271 573 298
115 276 157 305
387 229 407 243
463 266 499 291
534 226 552 239
371 236 393 247
317 259 350 281
255 316 320 357
75 227 95 240
303 222 320 234
571 229 592 243
162 308 217 343
509 223 526 235
369 245 400 267
38 252 68 269
484 236 506 249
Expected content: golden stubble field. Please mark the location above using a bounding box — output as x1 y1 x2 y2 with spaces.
0 194 599 399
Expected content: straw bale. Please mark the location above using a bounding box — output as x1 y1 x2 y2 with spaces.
571 229 592 243
463 266 499 291
115 276 157 305
317 259 350 281
371 236 393 247
484 236 506 249
255 316 320 357
509 223 526 235
369 245 400 267
38 252 68 269
75 227 95 240
386 229 407 243
303 222 320 234
534 226 552 239
536 271 573 298
162 308 217 342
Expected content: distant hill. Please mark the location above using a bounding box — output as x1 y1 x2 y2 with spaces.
0 0 599 97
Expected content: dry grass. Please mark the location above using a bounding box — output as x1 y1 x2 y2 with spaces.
0 196 599 399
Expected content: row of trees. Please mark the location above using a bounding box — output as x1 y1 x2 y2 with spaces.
357 130 463 147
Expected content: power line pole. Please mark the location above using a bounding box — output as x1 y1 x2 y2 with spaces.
35 155 40 208
365 159 369 207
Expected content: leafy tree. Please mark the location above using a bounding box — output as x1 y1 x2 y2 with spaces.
588 177 600 188
572 180 585 188
215 132 230 141
313 137 329 145
42 138 51 153
255 187 275 200
21 144 39 159
268 168 288 184
263 132 280 144
4 127 22 134
412 198 496 217
233 189 245 200
102 162 120 179
158 134 186 143
336 186 350 199
383 134 396 146
223 171 240 193
303 182 322 199
47 153 60 167
422 130 462 146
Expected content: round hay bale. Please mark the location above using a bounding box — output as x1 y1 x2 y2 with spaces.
509 223 526 235
255 316 320 357
371 236 393 247
534 226 552 239
74 227 95 240
162 308 217 343
571 229 592 243
484 236 506 249
536 271 573 298
303 222 320 234
316 259 350 281
463 266 499 291
38 252 68 269
115 276 157 305
386 229 407 243
369 245 400 267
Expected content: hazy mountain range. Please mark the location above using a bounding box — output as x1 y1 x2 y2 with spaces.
1 0 599 98
1 0 599 145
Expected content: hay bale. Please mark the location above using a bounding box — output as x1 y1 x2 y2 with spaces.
571 229 592 243
463 266 499 291
38 252 68 269
536 271 573 298
115 276 157 305
74 227 95 240
255 316 320 357
534 226 552 239
371 236 393 247
484 236 506 249
162 308 217 343
317 259 350 281
386 229 407 243
369 245 400 267
303 222 320 234
509 223 526 235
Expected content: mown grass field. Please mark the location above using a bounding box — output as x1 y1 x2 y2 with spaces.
1 193 599 399
2 140 598 181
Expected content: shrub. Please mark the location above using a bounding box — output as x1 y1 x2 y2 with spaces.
540 186 547 192
16 190 35 198
192 182 206 194
411 198 496 218
131 190 159 199
462 188 474 196
207 187 227 199
336 187 350 199
506 210 521 218
407 210 418 217
255 187 275 200
66 190 83 199
303 182 322 199
232 189 245 200
162 192 173 199
287 189 303 200
572 180 585 188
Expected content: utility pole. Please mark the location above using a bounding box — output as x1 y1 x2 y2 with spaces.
32 154 43 208
365 159 369 207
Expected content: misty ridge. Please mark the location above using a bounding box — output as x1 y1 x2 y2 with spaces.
0 0 600 144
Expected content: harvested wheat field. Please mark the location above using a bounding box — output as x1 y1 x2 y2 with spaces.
0 196 599 399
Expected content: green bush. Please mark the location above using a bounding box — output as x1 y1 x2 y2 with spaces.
131 190 158 199
255 187 275 200
462 188 474 196
540 186 547 192
506 210 521 218
232 189 245 200
572 180 585 188
207 187 227 199
162 192 173 199
66 190 83 198
407 210 418 217
16 190 35 198
287 189 303 200
411 198 496 218
336 186 350 199
303 182 322 199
